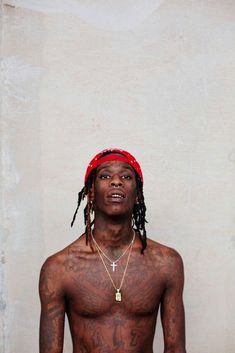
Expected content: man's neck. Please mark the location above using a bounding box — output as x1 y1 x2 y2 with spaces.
93 218 134 249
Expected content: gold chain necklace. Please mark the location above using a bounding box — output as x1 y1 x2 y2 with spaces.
91 230 135 272
93 231 135 302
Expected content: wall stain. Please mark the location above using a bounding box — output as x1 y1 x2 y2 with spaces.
230 236 235 249
3 3 15 8
228 148 235 165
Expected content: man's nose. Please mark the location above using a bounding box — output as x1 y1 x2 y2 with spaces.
110 175 123 187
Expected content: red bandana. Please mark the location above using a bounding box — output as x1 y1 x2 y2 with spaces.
84 148 143 184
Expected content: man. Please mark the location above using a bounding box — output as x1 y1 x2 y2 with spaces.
39 148 186 353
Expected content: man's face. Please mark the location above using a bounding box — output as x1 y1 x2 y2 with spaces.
92 160 137 218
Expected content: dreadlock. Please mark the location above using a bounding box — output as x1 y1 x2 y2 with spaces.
71 153 148 253
132 174 147 253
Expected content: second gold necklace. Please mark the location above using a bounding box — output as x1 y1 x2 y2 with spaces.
93 231 135 302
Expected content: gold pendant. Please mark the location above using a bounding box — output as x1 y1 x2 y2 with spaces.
115 290 122 302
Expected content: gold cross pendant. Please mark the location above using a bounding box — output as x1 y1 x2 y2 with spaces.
115 289 122 302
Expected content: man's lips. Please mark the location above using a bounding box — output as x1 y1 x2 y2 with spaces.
107 191 125 200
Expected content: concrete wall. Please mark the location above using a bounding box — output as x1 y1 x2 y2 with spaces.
1 1 235 352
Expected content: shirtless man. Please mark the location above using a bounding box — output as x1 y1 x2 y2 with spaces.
39 148 186 353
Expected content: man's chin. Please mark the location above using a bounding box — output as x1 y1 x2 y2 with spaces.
104 206 132 219
94 202 134 219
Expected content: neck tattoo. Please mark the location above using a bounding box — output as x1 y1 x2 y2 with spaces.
92 230 135 302
91 230 135 272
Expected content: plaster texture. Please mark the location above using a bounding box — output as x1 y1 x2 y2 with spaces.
0 1 235 352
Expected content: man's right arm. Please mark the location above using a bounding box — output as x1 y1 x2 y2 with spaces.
39 256 66 353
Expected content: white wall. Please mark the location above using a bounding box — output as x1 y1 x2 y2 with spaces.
1 1 235 352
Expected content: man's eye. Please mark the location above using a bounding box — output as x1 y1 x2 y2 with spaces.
122 175 132 179
100 174 110 179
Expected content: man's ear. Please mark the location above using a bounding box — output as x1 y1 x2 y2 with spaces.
88 183 95 203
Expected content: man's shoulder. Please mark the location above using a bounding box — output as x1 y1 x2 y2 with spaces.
146 238 184 268
41 234 87 272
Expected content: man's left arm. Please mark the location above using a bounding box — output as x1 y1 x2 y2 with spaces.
160 250 186 353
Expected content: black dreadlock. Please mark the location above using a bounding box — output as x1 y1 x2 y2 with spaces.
71 154 148 253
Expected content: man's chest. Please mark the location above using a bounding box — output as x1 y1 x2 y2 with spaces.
63 254 166 317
